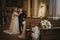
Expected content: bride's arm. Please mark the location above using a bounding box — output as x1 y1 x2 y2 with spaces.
14 12 19 16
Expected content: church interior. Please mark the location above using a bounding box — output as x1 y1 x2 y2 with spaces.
0 0 60 40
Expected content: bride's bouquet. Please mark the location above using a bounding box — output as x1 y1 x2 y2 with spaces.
41 20 52 29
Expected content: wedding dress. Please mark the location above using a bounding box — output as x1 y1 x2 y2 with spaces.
3 12 20 34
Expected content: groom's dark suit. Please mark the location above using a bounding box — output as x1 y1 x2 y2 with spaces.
18 11 26 33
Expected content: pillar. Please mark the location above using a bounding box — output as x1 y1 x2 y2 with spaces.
27 0 30 17
32 0 38 17
49 0 56 20
56 0 60 19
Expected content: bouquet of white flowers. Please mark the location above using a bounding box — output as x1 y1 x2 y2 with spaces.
41 20 52 29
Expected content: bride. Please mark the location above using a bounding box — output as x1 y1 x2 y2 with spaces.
3 7 20 34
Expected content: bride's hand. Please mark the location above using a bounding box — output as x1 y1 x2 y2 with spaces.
14 13 19 16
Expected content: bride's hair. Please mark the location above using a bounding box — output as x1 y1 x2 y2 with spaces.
12 7 17 12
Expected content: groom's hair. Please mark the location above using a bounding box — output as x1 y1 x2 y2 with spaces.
18 6 23 10
18 6 23 9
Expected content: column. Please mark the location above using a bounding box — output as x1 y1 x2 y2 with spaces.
53 0 56 20
49 0 56 20
49 0 54 17
27 0 30 17
32 0 38 17
23 0 28 11
56 0 60 19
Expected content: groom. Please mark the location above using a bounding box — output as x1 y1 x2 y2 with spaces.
18 7 26 34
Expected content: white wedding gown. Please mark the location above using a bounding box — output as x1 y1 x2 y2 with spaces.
3 12 20 34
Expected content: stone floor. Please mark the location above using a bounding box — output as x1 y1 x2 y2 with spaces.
0 32 25 40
